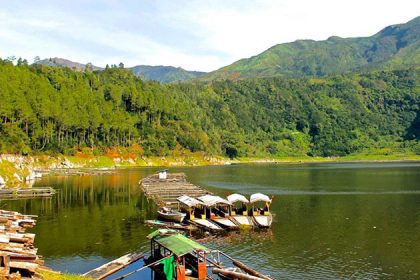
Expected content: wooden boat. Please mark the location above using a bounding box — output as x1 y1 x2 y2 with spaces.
177 195 224 232
198 195 239 230
250 193 273 228
211 214 238 229
144 220 197 231
157 207 186 223
114 229 272 280
188 219 223 231
227 194 255 227
145 229 210 280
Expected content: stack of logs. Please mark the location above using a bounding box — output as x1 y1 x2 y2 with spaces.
0 210 42 279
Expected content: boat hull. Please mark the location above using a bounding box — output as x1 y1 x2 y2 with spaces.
188 219 223 231
212 217 239 229
231 215 255 227
157 211 186 223
144 220 196 231
253 215 272 228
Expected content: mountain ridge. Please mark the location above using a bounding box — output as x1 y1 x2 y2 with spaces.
201 16 420 80
33 58 206 83
131 65 206 83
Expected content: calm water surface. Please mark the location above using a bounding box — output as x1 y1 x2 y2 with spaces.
1 162 420 279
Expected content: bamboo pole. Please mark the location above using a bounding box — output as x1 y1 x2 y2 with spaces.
212 268 266 280
112 254 173 280
232 259 273 280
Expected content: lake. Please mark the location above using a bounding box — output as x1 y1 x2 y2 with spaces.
1 162 420 279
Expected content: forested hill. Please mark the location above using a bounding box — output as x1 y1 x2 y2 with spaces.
34 58 206 83
1 59 419 158
34 57 104 71
131 65 206 83
203 16 420 81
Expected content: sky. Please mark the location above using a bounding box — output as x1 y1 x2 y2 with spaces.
0 0 419 72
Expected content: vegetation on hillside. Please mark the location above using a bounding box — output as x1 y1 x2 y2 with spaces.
131 65 206 83
34 58 206 83
0 59 419 158
203 16 420 80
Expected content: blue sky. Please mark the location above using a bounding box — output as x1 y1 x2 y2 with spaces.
0 0 418 71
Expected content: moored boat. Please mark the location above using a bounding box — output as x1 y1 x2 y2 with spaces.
177 195 223 231
189 218 224 231
198 194 239 230
144 219 197 231
143 229 273 280
145 229 210 280
227 193 255 227
250 193 273 228
157 207 186 223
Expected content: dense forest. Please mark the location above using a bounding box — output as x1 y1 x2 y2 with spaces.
0 59 419 158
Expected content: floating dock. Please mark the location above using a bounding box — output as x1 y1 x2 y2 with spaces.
139 173 211 206
0 187 55 199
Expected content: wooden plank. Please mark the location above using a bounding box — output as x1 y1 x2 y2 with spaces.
9 260 38 273
0 188 54 198
82 253 144 279
0 234 10 243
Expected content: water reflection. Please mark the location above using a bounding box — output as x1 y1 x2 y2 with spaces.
0 163 418 279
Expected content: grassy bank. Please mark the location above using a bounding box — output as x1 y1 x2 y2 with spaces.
39 270 92 280
236 153 420 164
0 153 230 187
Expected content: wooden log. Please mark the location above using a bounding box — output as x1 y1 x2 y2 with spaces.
232 259 273 280
82 253 144 279
212 268 266 280
6 233 35 244
6 252 37 261
0 241 25 249
0 234 10 243
9 260 38 273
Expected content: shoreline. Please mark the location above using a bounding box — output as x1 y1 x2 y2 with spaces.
1 153 420 188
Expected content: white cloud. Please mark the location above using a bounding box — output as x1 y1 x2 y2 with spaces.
0 0 418 71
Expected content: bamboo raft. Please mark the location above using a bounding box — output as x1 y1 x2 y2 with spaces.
139 173 211 206
0 210 42 279
0 188 55 199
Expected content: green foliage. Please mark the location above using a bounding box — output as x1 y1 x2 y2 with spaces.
0 59 419 158
131 65 206 83
39 270 93 280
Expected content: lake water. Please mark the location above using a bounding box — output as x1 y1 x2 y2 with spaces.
1 162 420 279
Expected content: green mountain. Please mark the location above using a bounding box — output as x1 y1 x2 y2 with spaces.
203 16 420 80
1 59 419 158
131 65 206 83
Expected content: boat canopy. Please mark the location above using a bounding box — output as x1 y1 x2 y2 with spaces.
177 195 203 208
227 193 249 204
250 193 272 204
147 229 208 257
198 195 232 207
